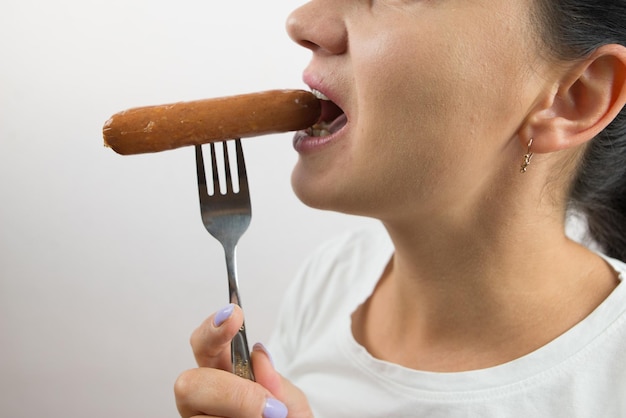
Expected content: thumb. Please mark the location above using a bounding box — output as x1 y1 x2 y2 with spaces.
252 343 314 418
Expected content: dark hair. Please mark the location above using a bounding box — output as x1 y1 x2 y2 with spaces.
536 1 626 261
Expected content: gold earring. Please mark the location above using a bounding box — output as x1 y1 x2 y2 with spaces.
520 138 534 173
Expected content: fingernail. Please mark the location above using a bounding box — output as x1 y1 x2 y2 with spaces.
213 303 235 327
263 398 288 418
253 342 274 367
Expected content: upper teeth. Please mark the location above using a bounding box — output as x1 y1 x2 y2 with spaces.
311 89 330 101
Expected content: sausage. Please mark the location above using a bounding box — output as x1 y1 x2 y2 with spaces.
102 89 321 155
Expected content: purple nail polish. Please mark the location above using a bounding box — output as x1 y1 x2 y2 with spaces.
213 304 235 327
263 398 288 418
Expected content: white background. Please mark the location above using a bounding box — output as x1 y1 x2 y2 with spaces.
0 1 374 416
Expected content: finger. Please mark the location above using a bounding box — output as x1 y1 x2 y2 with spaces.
251 343 281 395
252 343 314 418
174 367 287 418
190 304 244 368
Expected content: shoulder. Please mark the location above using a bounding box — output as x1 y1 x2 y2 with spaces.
601 253 626 280
289 225 392 303
268 225 393 359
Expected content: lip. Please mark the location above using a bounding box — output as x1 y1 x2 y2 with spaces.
303 72 345 113
293 114 348 154
293 73 349 154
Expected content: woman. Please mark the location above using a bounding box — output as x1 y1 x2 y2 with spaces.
175 0 626 416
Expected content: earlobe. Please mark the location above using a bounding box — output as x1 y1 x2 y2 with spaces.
522 44 626 154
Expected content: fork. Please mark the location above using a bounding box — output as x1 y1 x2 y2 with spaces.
195 139 254 381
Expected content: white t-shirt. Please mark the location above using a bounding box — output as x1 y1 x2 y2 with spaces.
269 226 626 417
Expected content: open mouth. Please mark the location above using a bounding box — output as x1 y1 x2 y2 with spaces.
307 89 347 137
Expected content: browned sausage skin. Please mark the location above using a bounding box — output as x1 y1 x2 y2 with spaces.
103 89 321 155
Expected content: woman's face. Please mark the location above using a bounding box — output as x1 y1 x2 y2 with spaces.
287 0 553 221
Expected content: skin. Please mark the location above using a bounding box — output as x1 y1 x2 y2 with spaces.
290 0 543 220
175 0 626 415
175 306 312 417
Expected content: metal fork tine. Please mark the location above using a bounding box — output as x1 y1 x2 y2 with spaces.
235 139 249 196
209 142 220 196
195 145 209 199
222 141 233 195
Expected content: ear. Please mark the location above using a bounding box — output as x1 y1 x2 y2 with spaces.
522 44 626 153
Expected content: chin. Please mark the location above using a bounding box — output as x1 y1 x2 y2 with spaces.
290 167 377 217
290 170 334 211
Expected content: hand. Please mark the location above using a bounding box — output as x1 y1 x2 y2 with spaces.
174 304 314 417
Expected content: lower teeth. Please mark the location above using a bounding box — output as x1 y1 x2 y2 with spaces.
308 123 331 137
312 128 330 137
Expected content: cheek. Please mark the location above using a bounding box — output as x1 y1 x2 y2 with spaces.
357 23 531 152
352 34 468 172
356 30 461 127
346 31 530 206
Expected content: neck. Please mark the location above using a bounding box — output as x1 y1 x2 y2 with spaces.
352 183 618 372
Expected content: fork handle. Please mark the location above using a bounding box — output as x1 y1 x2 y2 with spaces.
224 246 255 381
231 323 254 380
